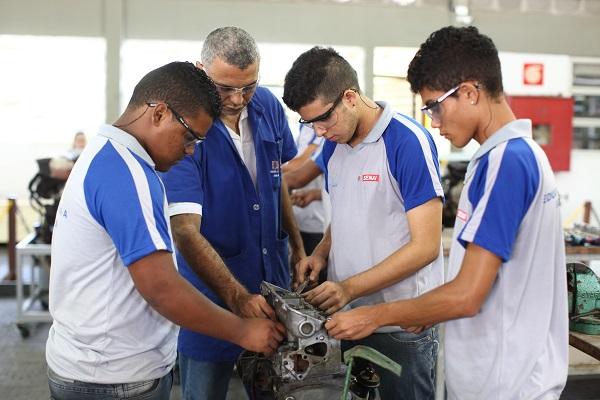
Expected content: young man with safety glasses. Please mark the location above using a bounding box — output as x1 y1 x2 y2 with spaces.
283 46 445 400
326 26 568 400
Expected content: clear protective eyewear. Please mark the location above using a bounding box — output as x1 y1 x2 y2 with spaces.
147 102 205 148
212 77 260 97
420 85 460 122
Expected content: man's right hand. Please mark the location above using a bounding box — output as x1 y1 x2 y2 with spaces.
231 292 277 320
238 318 286 355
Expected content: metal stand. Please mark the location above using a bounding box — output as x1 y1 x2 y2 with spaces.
15 232 52 338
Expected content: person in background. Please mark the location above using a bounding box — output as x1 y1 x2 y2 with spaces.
284 141 330 284
283 46 445 400
283 124 326 255
326 26 569 400
283 149 323 191
71 131 87 152
160 27 303 400
47 131 89 180
46 61 284 400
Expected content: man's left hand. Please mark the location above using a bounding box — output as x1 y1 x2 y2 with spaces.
302 281 351 315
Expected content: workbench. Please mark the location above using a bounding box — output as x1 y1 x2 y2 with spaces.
570 331 600 361
566 245 600 263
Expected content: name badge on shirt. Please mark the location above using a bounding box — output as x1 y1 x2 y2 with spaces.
270 160 280 178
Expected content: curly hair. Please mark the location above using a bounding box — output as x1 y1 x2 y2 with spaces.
201 26 260 70
407 26 503 98
283 46 359 112
128 61 222 120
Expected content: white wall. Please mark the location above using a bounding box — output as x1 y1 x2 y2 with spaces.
555 150 600 227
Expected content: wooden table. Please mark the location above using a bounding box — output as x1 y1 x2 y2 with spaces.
565 245 600 263
570 331 600 361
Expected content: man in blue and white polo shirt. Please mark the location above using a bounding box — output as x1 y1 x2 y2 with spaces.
326 27 569 400
283 46 445 400
45 62 284 400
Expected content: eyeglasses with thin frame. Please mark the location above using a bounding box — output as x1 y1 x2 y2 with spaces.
146 102 205 148
299 90 346 130
420 85 460 122
211 77 260 97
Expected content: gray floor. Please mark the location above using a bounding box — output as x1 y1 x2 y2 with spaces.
0 298 246 400
0 244 247 399
1 243 600 399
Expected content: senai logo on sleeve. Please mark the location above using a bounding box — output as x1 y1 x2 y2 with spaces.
361 174 379 182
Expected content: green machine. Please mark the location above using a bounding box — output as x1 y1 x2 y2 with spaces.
567 261 600 335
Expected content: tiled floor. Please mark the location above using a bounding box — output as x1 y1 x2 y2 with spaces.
1 243 600 399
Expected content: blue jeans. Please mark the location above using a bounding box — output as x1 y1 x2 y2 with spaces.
178 353 238 400
342 325 439 400
47 367 173 400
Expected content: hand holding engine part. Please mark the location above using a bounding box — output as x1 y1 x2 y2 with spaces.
230 290 278 321
292 253 326 291
302 280 352 315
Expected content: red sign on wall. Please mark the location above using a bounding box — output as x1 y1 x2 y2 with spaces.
523 63 544 85
505 96 573 172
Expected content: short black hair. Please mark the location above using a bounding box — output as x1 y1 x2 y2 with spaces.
407 26 503 98
128 61 222 120
283 46 359 112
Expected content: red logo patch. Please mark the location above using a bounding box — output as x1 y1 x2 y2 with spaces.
362 174 379 182
456 209 468 221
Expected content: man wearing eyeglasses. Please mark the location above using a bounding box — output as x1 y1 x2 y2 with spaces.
282 46 445 400
325 27 568 400
161 27 304 400
46 61 285 400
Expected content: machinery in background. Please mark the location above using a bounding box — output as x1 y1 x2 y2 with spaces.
237 282 400 399
22 155 76 314
567 261 600 335
28 156 75 244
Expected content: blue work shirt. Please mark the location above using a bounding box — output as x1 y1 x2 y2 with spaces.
161 87 297 361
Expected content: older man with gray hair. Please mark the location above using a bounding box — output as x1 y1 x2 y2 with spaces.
161 27 304 400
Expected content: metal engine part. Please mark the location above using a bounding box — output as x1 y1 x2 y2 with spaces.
237 282 372 399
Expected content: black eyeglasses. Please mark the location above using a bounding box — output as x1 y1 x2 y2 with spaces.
147 102 204 148
299 90 346 130
420 85 460 122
